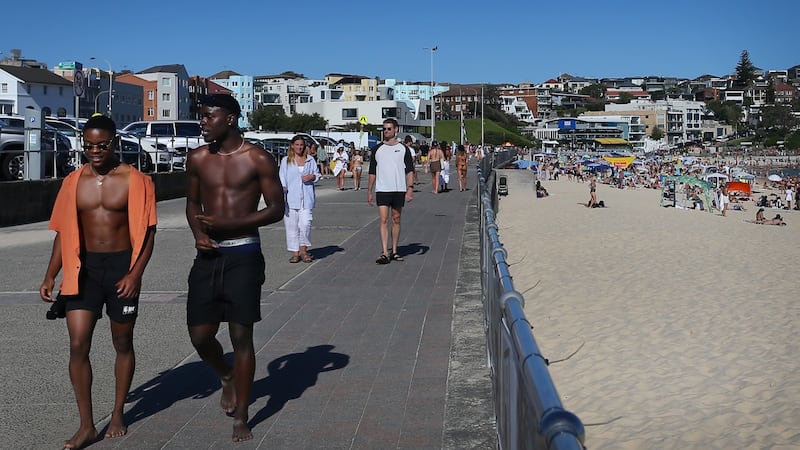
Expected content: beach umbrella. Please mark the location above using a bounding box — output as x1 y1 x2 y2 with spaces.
768 174 782 182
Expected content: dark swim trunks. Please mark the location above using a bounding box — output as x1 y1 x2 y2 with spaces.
187 240 265 326
61 249 138 323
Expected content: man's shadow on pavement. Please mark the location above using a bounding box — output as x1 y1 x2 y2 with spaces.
397 243 429 257
121 360 223 427
248 345 349 428
308 245 344 260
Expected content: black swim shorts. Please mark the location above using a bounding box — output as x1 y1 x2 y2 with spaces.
187 245 265 326
375 191 405 209
61 249 138 323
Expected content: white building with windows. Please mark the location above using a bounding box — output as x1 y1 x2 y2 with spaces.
136 64 192 120
209 71 253 128
0 65 73 116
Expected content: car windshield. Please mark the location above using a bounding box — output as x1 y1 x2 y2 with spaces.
175 122 201 137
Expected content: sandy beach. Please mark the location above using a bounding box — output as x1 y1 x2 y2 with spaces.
494 169 800 449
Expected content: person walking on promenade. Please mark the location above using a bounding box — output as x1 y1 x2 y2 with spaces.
350 148 364 190
185 94 285 442
456 144 468 191
332 144 349 190
39 114 157 449
427 141 443 194
317 143 330 178
280 136 321 263
587 176 597 208
403 135 418 186
367 118 415 264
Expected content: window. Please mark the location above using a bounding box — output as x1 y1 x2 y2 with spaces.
161 77 171 86
148 90 154 100
1 83 7 93
162 93 171 101
147 107 154 117
162 109 171 118
43 85 48 94
342 108 357 119
382 107 399 118
59 87 64 95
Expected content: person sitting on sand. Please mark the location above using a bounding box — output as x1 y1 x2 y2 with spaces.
762 214 786 226
755 207 766 223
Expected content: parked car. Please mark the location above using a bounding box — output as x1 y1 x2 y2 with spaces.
0 115 73 181
121 120 203 165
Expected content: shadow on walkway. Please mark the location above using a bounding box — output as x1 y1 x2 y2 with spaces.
249 345 349 428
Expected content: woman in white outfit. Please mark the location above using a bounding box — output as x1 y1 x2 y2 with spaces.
332 144 349 190
279 135 321 263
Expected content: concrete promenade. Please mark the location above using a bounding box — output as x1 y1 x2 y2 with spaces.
0 166 495 449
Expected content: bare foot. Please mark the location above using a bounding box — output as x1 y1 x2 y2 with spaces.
232 419 253 442
104 412 127 439
63 426 98 449
220 374 236 414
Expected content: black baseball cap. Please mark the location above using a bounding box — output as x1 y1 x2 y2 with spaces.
200 94 241 117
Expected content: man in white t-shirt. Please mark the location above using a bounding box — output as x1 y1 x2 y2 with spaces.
367 118 415 264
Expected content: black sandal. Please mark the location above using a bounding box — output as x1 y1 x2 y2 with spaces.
376 254 390 265
391 252 404 261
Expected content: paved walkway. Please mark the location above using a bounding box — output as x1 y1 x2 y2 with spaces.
0 165 495 449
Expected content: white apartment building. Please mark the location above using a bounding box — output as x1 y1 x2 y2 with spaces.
209 71 254 128
136 65 192 120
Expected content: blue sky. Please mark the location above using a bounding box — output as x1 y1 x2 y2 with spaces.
4 0 797 85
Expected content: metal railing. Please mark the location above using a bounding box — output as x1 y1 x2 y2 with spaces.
477 150 585 450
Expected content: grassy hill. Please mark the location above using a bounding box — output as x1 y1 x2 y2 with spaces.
431 119 534 147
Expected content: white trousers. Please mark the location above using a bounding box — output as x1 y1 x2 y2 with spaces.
284 208 313 251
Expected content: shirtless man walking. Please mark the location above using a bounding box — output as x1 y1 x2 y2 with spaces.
186 94 285 442
40 114 157 449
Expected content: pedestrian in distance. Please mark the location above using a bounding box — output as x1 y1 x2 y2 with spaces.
185 94 285 442
279 136 321 263
39 113 157 449
367 118 415 264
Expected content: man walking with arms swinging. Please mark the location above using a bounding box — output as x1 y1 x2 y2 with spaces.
367 118 415 264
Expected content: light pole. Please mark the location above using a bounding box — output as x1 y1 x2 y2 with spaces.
424 46 437 142
94 90 111 114
91 57 113 117
481 84 485 149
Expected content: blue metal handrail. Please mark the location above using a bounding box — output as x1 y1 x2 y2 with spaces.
477 150 585 450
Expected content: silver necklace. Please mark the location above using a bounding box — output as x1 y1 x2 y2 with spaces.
217 140 246 156
90 165 118 186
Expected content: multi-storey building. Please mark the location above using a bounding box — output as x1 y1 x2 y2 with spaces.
209 71 254 128
135 64 192 120
0 65 73 116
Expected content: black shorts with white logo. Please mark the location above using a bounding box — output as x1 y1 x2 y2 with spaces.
61 249 138 323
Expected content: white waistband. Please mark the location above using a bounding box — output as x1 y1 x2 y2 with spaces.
215 236 261 247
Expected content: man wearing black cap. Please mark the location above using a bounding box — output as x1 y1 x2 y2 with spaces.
185 94 285 442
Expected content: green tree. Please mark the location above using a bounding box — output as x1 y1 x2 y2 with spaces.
761 105 796 131
250 106 288 132
734 50 757 88
707 100 742 126
651 127 664 140
287 113 327 133
579 83 606 99
765 81 775 105
650 90 667 101
617 92 634 104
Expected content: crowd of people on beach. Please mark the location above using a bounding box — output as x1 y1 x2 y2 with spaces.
522 150 798 223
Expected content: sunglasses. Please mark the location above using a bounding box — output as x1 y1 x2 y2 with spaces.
82 140 114 151
382 127 394 131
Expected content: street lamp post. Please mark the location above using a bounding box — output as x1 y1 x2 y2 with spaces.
91 57 113 117
94 90 111 114
424 46 437 142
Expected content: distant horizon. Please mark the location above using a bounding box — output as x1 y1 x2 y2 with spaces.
2 0 797 85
